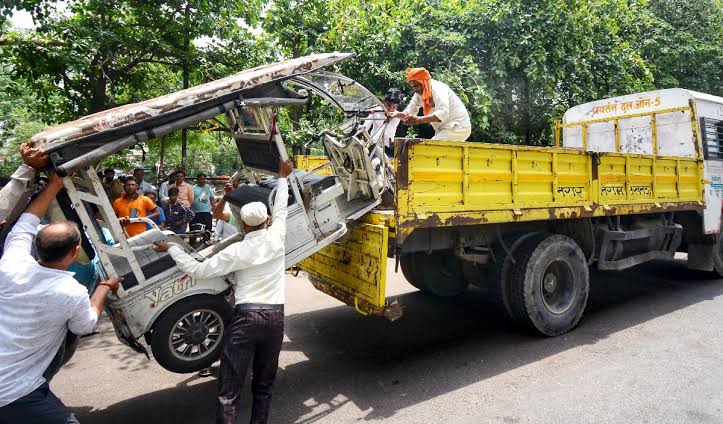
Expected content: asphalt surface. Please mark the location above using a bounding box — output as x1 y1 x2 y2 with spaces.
54 258 723 423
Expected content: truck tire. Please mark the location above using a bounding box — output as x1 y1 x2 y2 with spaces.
487 232 541 322
417 250 467 297
508 234 589 336
713 235 723 277
150 294 232 373
400 253 427 291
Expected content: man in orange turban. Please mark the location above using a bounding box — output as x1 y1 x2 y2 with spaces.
390 67 471 141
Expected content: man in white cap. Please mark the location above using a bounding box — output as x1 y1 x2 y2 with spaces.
153 159 293 424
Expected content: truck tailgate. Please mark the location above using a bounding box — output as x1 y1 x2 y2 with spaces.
298 222 389 315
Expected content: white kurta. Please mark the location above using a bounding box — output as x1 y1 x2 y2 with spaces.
0 214 98 406
363 109 401 148
403 79 472 141
168 178 288 305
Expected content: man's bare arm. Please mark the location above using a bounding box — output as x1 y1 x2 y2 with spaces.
89 277 122 317
405 114 441 125
146 207 160 220
212 182 233 221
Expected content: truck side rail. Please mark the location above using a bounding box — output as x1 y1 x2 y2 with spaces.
395 140 704 238
553 102 703 158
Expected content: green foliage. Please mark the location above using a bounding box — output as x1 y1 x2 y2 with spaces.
0 108 46 175
1 0 265 121
0 65 51 175
99 129 241 183
642 0 723 95
0 0 720 178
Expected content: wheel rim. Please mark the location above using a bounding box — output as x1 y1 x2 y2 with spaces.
168 309 224 361
540 257 576 315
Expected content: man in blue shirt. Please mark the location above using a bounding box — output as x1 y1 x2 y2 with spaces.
144 191 166 229
190 173 215 244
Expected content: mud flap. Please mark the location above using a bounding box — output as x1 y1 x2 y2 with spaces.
106 305 150 358
298 223 401 320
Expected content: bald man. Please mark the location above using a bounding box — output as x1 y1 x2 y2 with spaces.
0 173 121 424
154 160 293 424
391 67 471 141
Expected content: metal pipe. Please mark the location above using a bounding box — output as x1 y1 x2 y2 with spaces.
56 99 237 176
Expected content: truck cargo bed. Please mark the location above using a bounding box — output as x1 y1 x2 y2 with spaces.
394 140 704 240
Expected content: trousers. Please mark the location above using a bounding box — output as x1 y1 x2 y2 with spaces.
0 383 78 424
432 124 472 141
216 306 284 424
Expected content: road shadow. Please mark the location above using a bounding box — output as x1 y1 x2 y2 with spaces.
72 259 723 423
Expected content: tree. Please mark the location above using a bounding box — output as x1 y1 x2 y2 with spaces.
1 0 265 123
0 59 58 175
2 0 720 158
265 0 661 144
642 0 723 95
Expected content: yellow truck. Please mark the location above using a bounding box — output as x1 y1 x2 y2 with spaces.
300 88 723 336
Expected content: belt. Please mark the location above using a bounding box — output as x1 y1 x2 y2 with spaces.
234 303 284 311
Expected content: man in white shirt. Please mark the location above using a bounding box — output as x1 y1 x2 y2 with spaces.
212 178 243 241
0 173 121 424
153 160 293 424
133 167 156 196
391 67 472 141
158 172 178 205
363 88 405 157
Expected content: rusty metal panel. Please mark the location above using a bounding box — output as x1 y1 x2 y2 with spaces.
299 223 388 313
395 139 705 241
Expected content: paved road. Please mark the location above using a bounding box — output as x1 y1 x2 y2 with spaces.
54 258 723 423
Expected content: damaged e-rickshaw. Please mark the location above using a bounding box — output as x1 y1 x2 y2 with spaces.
27 53 394 373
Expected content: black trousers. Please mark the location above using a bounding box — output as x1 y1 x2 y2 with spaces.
0 383 79 424
216 306 284 424
43 332 79 382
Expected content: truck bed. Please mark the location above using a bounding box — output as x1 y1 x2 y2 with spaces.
394 140 704 241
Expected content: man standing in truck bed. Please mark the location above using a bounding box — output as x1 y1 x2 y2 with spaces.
391 67 471 141
153 160 293 424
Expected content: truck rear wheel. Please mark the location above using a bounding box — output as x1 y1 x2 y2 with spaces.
508 234 589 336
400 253 427 291
150 294 232 373
713 234 723 277
401 251 467 296
487 232 542 321
418 250 467 297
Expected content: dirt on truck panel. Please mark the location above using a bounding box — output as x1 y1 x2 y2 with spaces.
395 140 704 237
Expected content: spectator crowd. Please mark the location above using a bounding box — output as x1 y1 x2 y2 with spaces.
95 166 237 244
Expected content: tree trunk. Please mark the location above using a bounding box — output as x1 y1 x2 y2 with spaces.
180 3 190 172
89 76 109 114
158 137 165 186
522 75 531 145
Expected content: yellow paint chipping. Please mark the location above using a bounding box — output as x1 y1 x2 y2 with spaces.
298 223 389 309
